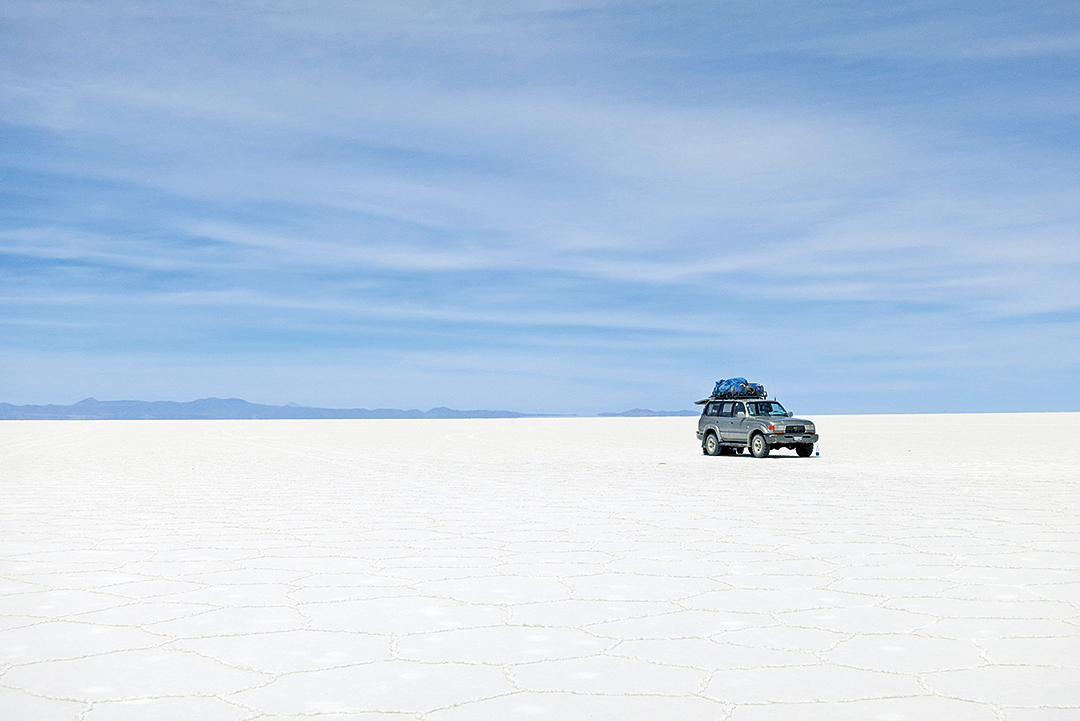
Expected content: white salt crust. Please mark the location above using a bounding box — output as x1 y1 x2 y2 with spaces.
1 414 1078 720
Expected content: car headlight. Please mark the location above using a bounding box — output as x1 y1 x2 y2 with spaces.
806 424 815 433
767 424 783 433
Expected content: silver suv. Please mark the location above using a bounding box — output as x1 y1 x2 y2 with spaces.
697 399 818 458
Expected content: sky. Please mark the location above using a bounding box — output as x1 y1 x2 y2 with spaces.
1 0 1078 414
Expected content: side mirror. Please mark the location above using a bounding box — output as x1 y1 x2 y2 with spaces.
786 411 793 417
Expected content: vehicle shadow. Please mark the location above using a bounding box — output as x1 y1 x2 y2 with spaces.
714 452 816 460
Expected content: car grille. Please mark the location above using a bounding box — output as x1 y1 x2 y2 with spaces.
785 425 805 434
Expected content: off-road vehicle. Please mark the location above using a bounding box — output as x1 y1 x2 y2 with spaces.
696 398 818 458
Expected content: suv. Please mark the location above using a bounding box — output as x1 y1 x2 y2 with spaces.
697 399 818 458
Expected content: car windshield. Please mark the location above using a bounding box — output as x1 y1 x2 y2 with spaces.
748 401 787 416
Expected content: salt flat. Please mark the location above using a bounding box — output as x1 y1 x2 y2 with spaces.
2 414 1079 720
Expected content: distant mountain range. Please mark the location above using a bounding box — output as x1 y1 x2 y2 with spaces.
0 398 697 420
597 408 698 417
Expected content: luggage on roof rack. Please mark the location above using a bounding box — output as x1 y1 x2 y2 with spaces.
707 377 767 400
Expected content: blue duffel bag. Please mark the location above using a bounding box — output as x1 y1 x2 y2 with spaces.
712 377 747 397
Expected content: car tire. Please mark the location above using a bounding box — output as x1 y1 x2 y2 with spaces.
796 443 813 457
749 433 770 458
704 433 722 456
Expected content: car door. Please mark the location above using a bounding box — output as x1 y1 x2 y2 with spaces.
717 402 736 440
701 401 722 438
729 402 750 443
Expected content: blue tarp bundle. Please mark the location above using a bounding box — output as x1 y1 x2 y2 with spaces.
712 378 766 399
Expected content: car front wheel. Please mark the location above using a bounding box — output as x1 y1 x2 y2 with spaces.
749 433 770 458
796 443 814 457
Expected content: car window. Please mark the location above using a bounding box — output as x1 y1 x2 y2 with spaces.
748 401 786 416
720 402 733 417
733 403 745 415
705 403 719 416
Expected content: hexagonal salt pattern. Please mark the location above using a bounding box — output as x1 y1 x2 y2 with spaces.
2 414 1079 719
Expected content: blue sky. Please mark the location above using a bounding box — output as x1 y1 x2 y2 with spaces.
1 0 1078 414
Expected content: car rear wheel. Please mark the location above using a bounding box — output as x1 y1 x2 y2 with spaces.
704 433 722 456
796 443 813 457
749 433 770 458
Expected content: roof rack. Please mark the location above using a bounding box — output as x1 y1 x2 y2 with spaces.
695 394 768 405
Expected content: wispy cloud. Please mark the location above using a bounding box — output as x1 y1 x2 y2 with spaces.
1 0 1078 411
